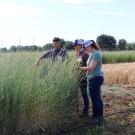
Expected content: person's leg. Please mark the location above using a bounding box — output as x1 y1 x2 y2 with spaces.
81 94 89 113
80 77 89 114
88 76 104 118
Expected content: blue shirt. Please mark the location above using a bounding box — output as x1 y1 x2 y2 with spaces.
87 50 103 79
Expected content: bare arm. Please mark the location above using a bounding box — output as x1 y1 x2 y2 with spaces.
80 60 97 72
36 50 52 66
36 56 44 66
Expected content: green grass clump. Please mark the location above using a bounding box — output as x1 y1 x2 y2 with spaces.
0 52 79 135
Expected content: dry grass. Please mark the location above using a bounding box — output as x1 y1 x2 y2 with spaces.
103 62 135 86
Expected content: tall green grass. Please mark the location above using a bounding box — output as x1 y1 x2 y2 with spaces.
0 52 79 135
0 50 135 134
102 51 135 64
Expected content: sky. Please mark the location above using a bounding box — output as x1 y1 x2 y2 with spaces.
0 0 135 48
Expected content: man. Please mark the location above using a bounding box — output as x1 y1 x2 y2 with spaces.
36 37 68 66
73 39 89 117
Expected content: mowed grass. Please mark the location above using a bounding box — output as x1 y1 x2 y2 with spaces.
0 52 79 135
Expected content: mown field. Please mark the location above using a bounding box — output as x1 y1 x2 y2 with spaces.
0 51 135 135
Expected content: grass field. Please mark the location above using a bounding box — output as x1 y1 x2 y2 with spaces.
0 52 79 135
102 51 135 64
0 51 135 135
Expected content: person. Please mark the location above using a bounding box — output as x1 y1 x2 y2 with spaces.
36 37 68 66
80 40 104 124
73 39 89 117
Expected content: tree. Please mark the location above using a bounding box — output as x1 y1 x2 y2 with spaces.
96 34 117 50
64 41 73 50
42 43 52 50
9 46 17 52
16 46 23 52
117 39 127 50
29 45 41 51
127 42 135 50
60 39 66 48
0 47 8 53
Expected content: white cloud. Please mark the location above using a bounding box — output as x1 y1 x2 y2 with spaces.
63 0 84 4
98 10 128 16
0 4 44 17
61 0 113 4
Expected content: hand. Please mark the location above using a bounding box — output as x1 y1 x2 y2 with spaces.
35 58 41 66
35 61 39 66
80 67 84 70
77 58 82 63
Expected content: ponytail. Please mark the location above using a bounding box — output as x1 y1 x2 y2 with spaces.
91 40 100 50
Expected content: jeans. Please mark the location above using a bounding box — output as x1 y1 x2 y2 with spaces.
80 77 89 113
88 76 104 118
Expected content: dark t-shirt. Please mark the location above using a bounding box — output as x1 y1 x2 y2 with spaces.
78 52 89 78
80 53 89 67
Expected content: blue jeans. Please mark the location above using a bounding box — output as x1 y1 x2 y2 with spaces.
88 76 104 118
80 77 89 113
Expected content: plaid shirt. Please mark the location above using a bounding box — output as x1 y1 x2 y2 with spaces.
41 48 68 61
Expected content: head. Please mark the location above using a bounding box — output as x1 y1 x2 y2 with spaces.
73 39 84 56
52 37 61 49
83 40 100 53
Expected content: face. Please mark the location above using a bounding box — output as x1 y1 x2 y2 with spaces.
53 41 61 49
74 45 81 55
85 46 92 53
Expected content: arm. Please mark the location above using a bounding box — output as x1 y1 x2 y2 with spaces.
80 60 97 72
81 51 101 72
36 56 44 66
36 50 52 66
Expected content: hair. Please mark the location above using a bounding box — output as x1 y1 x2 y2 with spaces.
74 39 78 46
53 37 61 42
90 40 100 50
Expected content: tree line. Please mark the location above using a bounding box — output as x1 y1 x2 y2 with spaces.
0 34 135 53
96 34 135 51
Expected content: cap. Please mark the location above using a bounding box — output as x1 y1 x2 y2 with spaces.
83 40 93 48
73 39 84 46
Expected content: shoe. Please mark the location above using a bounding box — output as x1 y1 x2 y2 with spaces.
79 111 89 117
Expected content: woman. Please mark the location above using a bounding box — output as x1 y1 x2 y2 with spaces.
73 39 89 117
80 40 104 124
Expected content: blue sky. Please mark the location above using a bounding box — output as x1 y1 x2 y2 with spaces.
0 0 135 48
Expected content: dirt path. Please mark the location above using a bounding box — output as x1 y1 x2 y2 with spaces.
61 85 135 135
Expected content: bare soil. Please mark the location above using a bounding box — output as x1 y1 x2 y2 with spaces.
61 85 135 135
